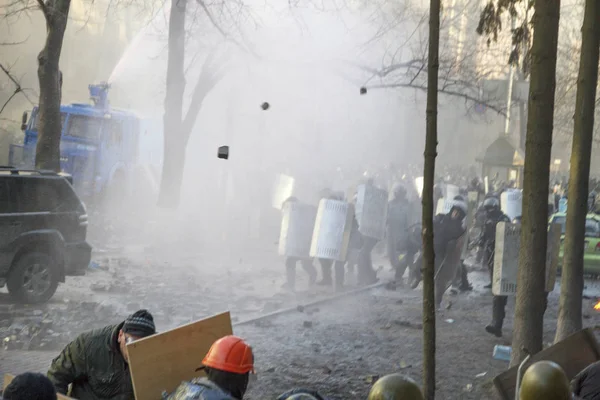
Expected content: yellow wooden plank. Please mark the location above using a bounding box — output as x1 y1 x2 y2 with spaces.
127 311 233 400
3 373 75 399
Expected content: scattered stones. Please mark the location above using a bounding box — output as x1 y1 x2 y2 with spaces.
296 305 305 313
303 321 313 328
365 375 380 384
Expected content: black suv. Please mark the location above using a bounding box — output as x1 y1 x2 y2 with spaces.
0 167 92 303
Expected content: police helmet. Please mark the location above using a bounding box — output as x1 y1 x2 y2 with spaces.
284 395 320 400
368 374 424 400
519 361 571 400
483 196 500 209
449 199 468 218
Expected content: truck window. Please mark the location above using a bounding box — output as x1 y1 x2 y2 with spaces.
67 115 101 141
30 111 66 132
15 178 74 213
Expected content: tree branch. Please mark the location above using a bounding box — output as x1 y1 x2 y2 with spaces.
36 0 51 21
366 82 507 116
0 61 35 111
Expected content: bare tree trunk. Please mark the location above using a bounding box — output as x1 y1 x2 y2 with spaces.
510 0 560 367
555 0 600 343
422 0 440 397
158 0 187 208
35 0 71 171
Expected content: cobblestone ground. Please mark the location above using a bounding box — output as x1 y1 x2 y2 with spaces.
2 246 600 399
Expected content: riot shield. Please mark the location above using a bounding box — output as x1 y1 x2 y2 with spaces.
492 222 561 296
310 199 354 262
501 189 523 221
355 184 388 240
278 202 317 258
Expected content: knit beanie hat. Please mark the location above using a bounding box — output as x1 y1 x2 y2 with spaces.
122 309 156 338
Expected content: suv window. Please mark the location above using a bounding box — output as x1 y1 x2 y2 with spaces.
14 178 76 213
0 180 15 213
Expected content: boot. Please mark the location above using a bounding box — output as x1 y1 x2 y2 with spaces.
301 260 317 287
485 295 507 338
318 260 333 286
334 262 345 292
459 263 473 292
284 259 296 292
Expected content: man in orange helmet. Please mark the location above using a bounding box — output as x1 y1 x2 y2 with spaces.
164 335 254 400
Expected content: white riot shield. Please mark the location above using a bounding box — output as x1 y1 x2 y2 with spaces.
493 222 561 295
355 184 388 240
501 189 523 221
310 199 354 261
461 196 478 259
415 177 424 198
278 202 317 258
271 174 295 210
437 184 460 214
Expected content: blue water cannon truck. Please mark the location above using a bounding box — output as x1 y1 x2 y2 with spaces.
9 83 162 205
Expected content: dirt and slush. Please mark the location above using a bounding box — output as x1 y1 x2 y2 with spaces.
2 241 600 399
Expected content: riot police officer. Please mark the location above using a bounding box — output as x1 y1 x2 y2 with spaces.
478 196 511 337
367 374 424 400
317 191 361 291
387 184 410 284
475 196 510 289
519 361 572 400
281 197 318 291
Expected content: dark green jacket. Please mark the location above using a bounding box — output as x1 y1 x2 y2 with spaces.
47 322 134 400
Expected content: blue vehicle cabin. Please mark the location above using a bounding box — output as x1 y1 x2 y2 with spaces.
9 83 161 202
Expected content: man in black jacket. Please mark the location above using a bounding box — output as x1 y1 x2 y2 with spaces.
47 309 156 400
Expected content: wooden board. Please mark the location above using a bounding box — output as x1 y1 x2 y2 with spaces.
3 374 74 399
493 328 600 400
127 311 233 400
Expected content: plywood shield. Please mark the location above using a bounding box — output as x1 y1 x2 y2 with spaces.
127 312 233 400
310 199 353 261
279 202 317 258
355 184 388 240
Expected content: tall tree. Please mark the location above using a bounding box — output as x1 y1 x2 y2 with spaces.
158 0 239 208
422 0 440 397
511 0 561 366
34 0 71 170
555 0 600 342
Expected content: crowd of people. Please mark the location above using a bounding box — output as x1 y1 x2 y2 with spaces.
2 310 600 399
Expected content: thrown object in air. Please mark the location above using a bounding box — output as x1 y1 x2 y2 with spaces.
261 102 270 110
217 146 229 160
360 87 367 95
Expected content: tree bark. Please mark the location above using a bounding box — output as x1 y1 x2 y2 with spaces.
35 0 71 171
158 0 187 208
422 0 440 397
555 0 600 343
510 0 560 367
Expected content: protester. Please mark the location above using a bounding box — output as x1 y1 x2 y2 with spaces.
164 335 254 400
47 309 156 400
2 372 57 400
572 360 600 400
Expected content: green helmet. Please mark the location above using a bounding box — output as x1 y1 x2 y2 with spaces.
519 361 571 400
368 374 424 400
285 395 319 400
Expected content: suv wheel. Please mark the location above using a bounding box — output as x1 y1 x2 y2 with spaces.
7 252 60 304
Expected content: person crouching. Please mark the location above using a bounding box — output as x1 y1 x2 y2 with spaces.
164 335 254 400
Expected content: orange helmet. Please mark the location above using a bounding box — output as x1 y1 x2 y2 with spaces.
202 335 254 374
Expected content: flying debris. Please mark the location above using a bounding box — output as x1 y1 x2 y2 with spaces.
360 87 367 95
261 102 270 110
217 146 229 160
